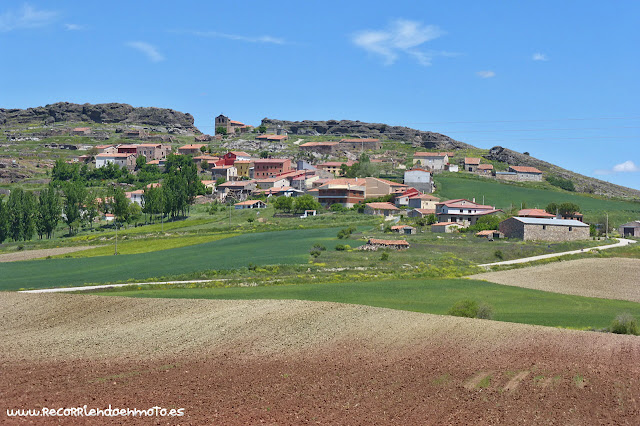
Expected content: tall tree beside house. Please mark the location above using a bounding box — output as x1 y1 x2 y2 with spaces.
63 182 87 235
84 190 100 229
164 154 204 214
273 196 293 213
163 174 188 218
36 185 62 239
6 188 36 241
51 159 80 183
293 194 321 213
0 196 9 244
135 155 147 171
127 203 142 227
110 186 130 225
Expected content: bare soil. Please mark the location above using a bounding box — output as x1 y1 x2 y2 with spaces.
1 293 639 424
0 246 94 262
471 258 640 302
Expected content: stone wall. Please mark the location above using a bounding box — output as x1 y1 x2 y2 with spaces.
500 218 589 241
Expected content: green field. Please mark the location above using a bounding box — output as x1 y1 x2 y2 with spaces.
0 228 356 291
98 278 640 330
434 173 640 226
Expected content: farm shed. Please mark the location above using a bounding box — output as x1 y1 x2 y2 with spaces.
431 222 463 233
499 217 589 241
619 221 640 237
391 225 416 235
366 239 410 250
475 230 504 239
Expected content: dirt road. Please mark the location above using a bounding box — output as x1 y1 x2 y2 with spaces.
1 293 639 424
0 246 94 262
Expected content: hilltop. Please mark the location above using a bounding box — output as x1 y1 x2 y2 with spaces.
0 102 199 133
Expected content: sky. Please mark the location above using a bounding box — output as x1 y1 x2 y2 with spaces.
0 1 638 190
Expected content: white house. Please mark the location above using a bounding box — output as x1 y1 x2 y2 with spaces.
436 199 502 226
404 168 433 193
412 152 449 172
234 199 267 209
95 153 136 169
125 190 144 206
211 165 238 181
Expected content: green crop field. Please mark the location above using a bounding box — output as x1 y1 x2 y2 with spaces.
0 228 357 291
99 278 640 330
434 174 640 226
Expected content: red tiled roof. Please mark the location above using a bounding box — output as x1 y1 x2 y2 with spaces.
409 194 439 200
412 208 436 214
73 127 91 131
476 230 499 236
368 238 409 246
97 153 134 158
465 157 481 165
366 202 399 210
179 144 207 150
254 158 290 164
509 165 543 174
414 152 448 157
438 199 494 209
299 141 340 147
477 164 494 170
236 199 265 206
432 222 461 226
229 151 251 157
519 208 555 218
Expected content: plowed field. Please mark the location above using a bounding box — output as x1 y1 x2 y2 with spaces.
472 258 640 302
1 293 639 424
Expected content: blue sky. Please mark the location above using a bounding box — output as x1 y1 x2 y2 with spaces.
1 1 638 189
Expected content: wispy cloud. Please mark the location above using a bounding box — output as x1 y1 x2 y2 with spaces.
476 70 496 78
594 160 640 175
126 41 165 62
532 52 549 61
64 23 83 31
352 19 446 66
0 4 58 32
188 30 286 45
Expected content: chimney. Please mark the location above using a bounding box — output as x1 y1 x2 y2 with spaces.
472 197 475 203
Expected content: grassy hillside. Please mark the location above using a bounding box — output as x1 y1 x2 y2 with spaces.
98 278 640 330
434 173 640 226
0 228 358 291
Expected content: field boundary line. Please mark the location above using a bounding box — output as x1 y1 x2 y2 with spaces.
18 280 215 294
478 238 636 268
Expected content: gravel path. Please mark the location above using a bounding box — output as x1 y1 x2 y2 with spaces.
471 257 640 302
478 238 636 267
0 246 95 262
2 293 639 424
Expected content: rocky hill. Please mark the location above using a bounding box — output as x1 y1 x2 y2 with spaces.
485 146 640 199
0 102 199 132
261 118 473 150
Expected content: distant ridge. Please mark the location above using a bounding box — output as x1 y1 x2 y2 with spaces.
0 102 199 133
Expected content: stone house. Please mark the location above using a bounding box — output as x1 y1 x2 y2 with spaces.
508 166 543 182
364 202 400 217
299 141 339 154
477 164 494 174
619 221 640 237
317 178 365 208
365 238 410 250
178 144 207 156
234 200 267 209
71 127 91 136
408 194 440 210
413 152 449 172
391 225 416 235
211 165 238 181
95 153 136 170
407 208 436 218
464 157 481 172
431 222 463 233
499 217 589 241
338 138 381 151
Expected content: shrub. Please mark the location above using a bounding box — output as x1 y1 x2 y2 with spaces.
330 204 347 212
447 300 478 318
494 250 504 260
380 252 389 261
17 245 24 251
309 249 321 258
546 175 575 192
335 244 350 251
312 243 326 251
610 313 639 335
476 303 495 320
247 217 254 223
337 227 355 239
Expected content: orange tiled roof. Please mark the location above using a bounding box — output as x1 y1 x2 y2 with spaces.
366 202 399 210
368 238 409 246
465 157 481 165
509 165 543 174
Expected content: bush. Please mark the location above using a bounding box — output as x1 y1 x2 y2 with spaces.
494 250 504 260
309 249 321 258
312 243 326 251
380 251 389 261
610 313 639 335
335 244 350 251
476 303 495 320
546 175 575 192
330 204 347 212
337 227 355 239
447 300 478 318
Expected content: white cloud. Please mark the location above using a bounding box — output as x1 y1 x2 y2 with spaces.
594 160 640 175
64 23 83 31
0 4 58 32
126 41 165 62
190 30 286 44
476 70 496 78
352 19 445 66
532 52 549 61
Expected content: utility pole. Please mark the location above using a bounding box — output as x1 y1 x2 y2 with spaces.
606 213 609 239
114 221 118 255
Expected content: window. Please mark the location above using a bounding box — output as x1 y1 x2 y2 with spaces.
569 227 573 231
543 225 546 230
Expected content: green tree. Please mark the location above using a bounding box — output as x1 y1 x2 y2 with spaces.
426 213 437 225
273 196 293 212
0 196 7 243
215 126 228 135
52 159 80 182
7 189 37 241
293 194 321 212
63 182 87 235
127 203 142 226
545 202 580 216
469 214 502 232
201 160 209 171
135 155 147 170
84 189 100 229
111 187 130 224
36 185 61 239
259 151 270 159
200 145 207 153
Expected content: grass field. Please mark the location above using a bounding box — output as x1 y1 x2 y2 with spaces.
434 173 640 226
0 228 354 291
97 277 640 330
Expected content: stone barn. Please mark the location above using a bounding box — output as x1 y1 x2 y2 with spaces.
619 221 640 237
499 217 589 241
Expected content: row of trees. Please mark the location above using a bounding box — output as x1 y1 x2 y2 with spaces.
272 194 322 213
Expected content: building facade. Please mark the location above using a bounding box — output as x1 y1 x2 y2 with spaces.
499 217 589 241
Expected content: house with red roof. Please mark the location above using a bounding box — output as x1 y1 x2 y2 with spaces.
413 152 450 171
316 161 355 176
71 127 91 136
256 134 289 142
464 157 482 172
435 199 502 226
508 165 543 181
178 144 207 156
364 202 400 217
365 238 410 249
338 138 381 150
299 141 340 154
364 177 408 199
222 151 251 166
407 193 440 210
477 164 494 174
234 199 267 210
253 158 292 178
215 115 253 134
393 187 422 207
518 208 555 218
317 178 365 208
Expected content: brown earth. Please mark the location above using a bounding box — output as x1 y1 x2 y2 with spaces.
0 246 95 262
471 258 640 303
1 293 640 425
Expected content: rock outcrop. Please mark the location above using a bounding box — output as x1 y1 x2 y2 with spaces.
261 118 473 150
0 102 198 132
485 146 640 199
